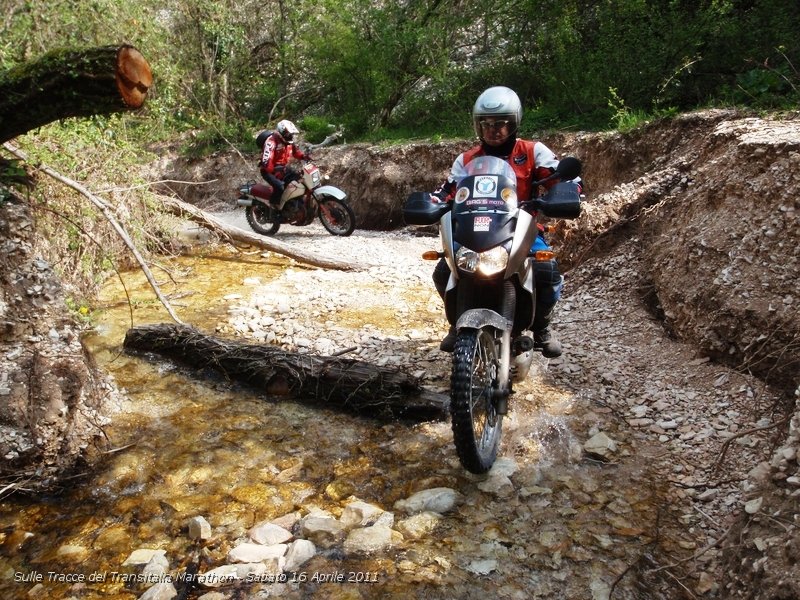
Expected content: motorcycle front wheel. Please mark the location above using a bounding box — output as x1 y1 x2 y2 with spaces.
450 327 503 474
318 197 356 236
245 202 280 236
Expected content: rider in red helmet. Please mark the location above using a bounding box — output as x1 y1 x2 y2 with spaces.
258 119 310 203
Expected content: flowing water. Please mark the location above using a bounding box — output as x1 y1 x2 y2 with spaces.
0 237 666 600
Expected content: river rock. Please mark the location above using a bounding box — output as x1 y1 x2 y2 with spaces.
583 432 618 459
123 549 167 566
227 542 287 563
188 516 212 541
248 522 293 545
138 581 177 600
343 524 396 555
395 511 442 539
340 500 385 527
393 487 461 514
283 539 316 571
299 516 347 548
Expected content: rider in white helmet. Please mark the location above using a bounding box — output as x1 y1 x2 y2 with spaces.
258 119 310 202
431 86 579 358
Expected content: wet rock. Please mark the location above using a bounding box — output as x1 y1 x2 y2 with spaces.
142 552 170 578
299 516 347 548
395 511 442 539
393 487 461 514
248 522 293 545
339 500 385 527
138 581 177 600
188 516 212 541
343 524 396 555
227 542 287 563
583 432 618 459
283 539 316 571
122 549 167 567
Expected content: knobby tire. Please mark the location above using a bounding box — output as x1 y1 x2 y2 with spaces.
450 328 503 473
245 203 280 236
318 197 356 236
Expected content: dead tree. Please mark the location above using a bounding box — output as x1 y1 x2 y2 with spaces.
0 45 151 143
123 323 449 422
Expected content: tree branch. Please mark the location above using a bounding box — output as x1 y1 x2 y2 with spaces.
4 142 184 324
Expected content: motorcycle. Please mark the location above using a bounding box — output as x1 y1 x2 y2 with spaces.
236 160 356 236
403 155 582 473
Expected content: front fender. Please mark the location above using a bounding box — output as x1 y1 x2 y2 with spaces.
314 185 347 201
456 309 511 332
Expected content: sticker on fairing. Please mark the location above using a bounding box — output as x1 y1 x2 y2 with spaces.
501 187 517 203
473 215 492 231
473 176 498 197
454 187 470 204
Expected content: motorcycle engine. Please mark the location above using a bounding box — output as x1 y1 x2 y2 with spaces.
283 198 306 224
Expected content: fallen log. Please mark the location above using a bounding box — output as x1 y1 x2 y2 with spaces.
123 323 449 421
0 45 151 143
158 194 368 272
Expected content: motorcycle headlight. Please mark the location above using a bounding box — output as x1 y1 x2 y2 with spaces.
455 246 509 275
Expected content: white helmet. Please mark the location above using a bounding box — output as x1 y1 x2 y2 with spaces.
472 86 522 141
276 119 299 142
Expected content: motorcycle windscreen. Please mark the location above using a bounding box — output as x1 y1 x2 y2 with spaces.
451 158 518 253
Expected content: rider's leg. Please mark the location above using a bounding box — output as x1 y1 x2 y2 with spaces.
433 258 457 352
261 171 284 204
530 233 563 357
532 256 564 358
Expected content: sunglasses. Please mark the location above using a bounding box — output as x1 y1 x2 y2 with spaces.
479 119 511 130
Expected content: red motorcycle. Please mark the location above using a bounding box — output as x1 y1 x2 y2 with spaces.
236 160 355 236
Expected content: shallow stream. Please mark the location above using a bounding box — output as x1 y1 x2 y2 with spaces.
1 233 667 600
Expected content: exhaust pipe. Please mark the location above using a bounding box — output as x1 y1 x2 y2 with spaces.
236 197 253 207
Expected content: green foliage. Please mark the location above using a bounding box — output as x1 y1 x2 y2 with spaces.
296 116 335 144
2 0 799 147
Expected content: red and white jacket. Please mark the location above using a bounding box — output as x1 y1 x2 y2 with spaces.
259 132 307 179
434 139 561 203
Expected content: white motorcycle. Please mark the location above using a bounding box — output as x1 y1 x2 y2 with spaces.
236 160 355 236
403 155 582 473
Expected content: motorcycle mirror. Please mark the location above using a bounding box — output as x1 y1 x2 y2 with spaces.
556 156 582 180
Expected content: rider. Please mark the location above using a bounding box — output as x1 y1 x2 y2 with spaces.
431 86 579 358
258 119 310 204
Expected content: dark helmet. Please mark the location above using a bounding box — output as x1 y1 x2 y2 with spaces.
276 119 300 143
256 130 271 150
472 86 522 142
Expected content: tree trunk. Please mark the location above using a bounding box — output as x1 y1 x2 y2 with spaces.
0 45 152 143
123 323 449 422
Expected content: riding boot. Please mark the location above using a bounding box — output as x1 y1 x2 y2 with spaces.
532 303 562 358
439 326 457 352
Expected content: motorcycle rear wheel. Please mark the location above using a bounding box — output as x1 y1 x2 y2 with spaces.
450 327 503 473
318 197 356 236
245 203 280 236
